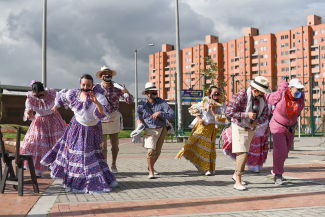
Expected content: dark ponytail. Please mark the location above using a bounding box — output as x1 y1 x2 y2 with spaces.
32 82 45 93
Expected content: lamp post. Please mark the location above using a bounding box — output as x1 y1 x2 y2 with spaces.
135 43 154 128
42 0 47 87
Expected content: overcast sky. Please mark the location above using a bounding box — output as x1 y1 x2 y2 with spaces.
1 0 325 95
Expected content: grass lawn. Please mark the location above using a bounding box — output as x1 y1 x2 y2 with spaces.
0 124 137 140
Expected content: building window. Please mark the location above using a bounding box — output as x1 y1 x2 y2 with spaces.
254 48 258 53
303 39 307 42
293 34 295 39
260 55 264 58
231 51 234 56
260 39 263 43
231 44 234 48
254 40 258 45
260 47 263 51
285 35 288 39
285 43 289 47
264 54 268 58
281 51 284 56
213 54 216 58
293 42 295 47
313 39 318 45
281 35 284 40
208 48 211 53
281 44 284 48
313 31 318 36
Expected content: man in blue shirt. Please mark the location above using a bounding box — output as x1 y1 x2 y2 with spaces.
136 82 175 179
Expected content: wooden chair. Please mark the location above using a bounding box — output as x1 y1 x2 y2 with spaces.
0 126 39 196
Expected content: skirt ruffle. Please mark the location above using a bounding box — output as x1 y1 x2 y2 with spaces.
176 123 217 173
41 116 117 194
20 112 66 174
222 126 269 169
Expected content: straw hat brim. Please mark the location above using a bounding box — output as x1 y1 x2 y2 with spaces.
248 80 271 94
141 88 160 95
96 70 117 79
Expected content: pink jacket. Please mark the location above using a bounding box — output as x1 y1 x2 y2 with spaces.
265 81 305 132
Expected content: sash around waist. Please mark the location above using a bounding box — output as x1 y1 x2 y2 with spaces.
75 117 99 126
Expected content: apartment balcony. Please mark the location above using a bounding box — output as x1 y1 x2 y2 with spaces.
311 67 320 74
165 84 170 88
311 59 319 65
234 69 241 74
252 66 259 71
165 77 170 81
252 58 258 64
311 51 319 56
290 61 296 67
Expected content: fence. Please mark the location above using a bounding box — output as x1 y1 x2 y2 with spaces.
173 74 325 137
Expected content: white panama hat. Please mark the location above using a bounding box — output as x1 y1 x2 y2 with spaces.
96 66 117 79
248 76 271 93
141 82 160 95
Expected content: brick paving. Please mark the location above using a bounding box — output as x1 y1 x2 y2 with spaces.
1 137 325 216
0 170 53 216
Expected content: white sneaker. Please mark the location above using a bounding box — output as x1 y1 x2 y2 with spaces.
205 171 212 176
234 184 247 190
148 167 159 175
271 170 275 175
232 175 247 185
111 168 119 173
148 174 155 179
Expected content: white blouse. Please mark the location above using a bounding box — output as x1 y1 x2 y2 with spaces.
56 89 110 124
188 97 228 128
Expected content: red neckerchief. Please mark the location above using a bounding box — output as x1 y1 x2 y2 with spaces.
285 89 298 119
286 89 298 101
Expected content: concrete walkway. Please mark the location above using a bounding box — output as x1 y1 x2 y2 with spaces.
3 137 325 216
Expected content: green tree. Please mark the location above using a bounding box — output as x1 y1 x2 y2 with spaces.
200 57 227 103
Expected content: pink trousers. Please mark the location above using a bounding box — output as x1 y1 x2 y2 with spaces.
271 121 295 175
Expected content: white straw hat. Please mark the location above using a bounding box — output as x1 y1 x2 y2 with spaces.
141 82 160 95
248 76 271 93
96 66 117 79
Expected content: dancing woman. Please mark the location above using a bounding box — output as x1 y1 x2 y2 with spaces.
176 86 228 176
21 81 66 177
41 74 118 193
265 79 305 185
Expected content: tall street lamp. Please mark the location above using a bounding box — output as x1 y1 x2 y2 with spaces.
42 0 47 87
135 43 154 128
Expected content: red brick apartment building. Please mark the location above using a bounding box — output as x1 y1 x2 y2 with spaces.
149 15 325 111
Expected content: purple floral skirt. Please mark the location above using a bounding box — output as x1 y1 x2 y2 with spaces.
41 116 118 194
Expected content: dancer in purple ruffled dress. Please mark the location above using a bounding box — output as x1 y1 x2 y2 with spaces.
41 74 118 194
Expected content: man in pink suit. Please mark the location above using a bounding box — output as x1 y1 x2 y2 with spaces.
265 79 305 185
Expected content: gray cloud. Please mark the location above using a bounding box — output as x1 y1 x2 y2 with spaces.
0 0 324 96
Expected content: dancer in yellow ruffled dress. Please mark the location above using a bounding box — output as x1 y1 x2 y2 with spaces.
176 86 228 176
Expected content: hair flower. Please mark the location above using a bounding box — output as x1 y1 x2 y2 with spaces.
30 80 37 86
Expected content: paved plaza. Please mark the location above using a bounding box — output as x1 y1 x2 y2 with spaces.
1 137 325 216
